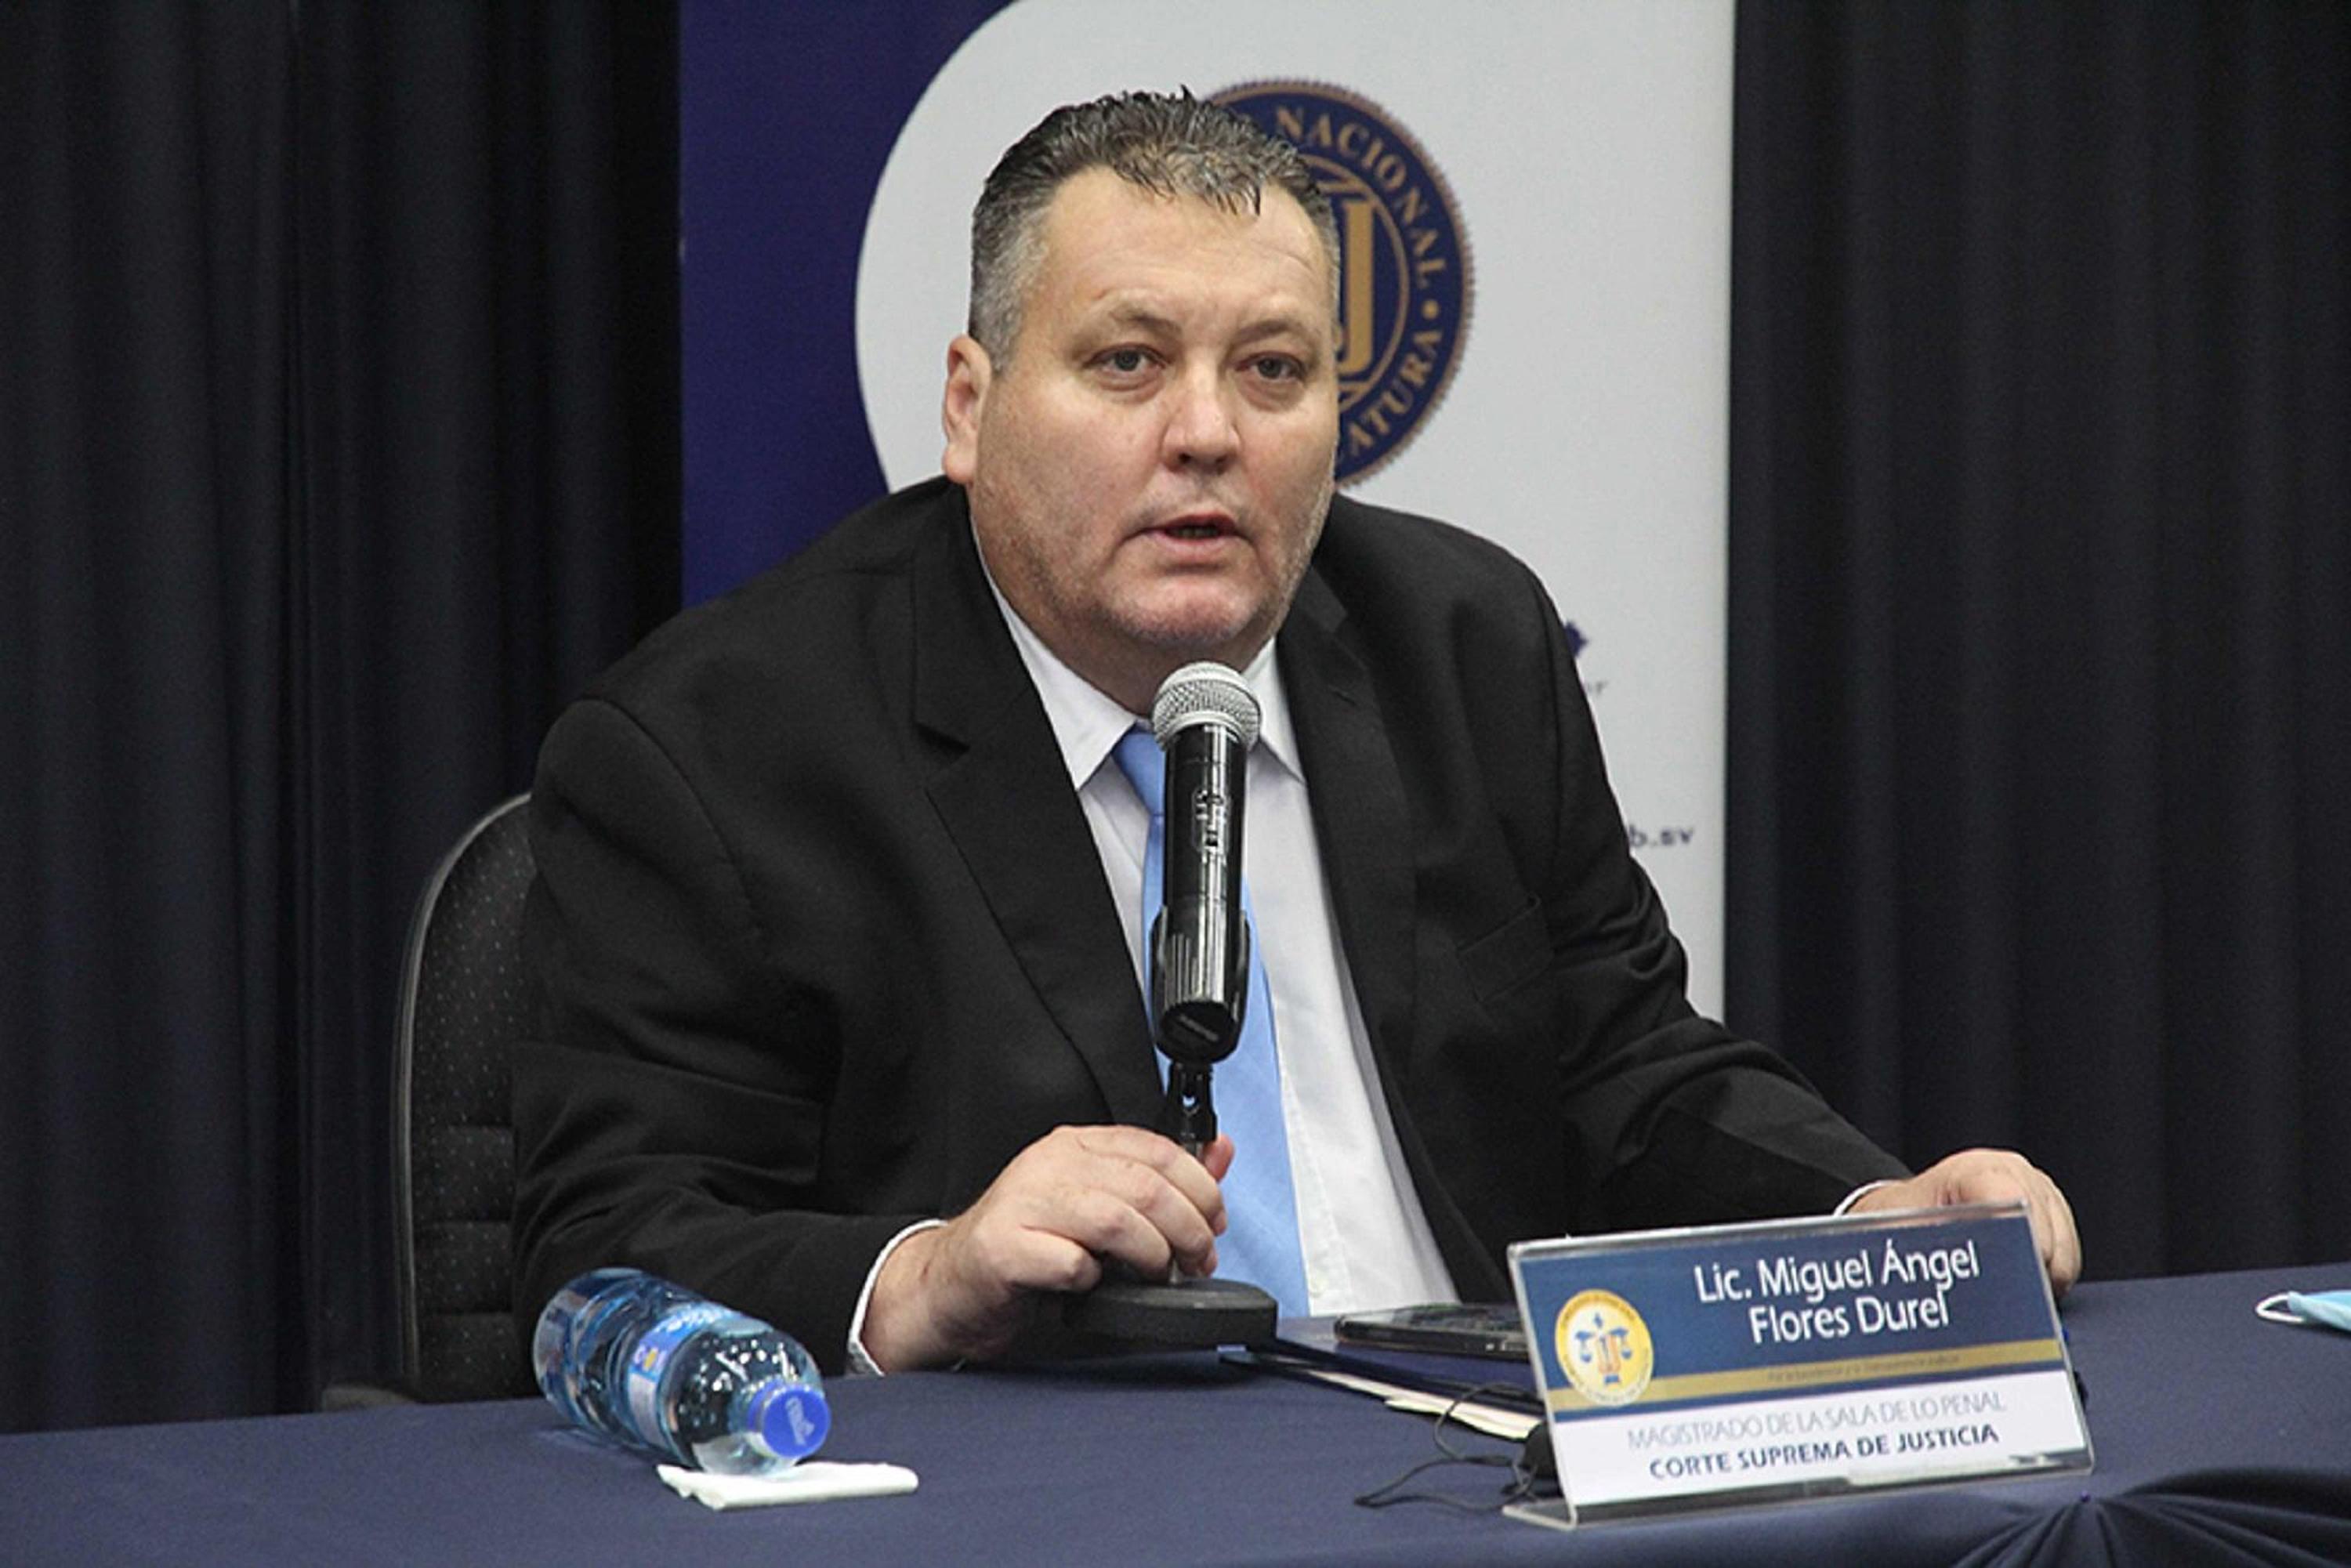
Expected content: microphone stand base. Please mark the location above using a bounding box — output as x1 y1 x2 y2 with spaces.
1061 1276 1278 1349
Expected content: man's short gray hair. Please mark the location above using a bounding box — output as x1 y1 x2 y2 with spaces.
967 89 1340 363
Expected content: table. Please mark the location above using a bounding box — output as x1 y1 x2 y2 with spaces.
8 1263 2349 1565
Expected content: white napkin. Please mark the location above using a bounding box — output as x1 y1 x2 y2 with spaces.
655 1460 920 1511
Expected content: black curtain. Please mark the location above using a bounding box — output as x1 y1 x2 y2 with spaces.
1728 3 2349 1280
0 2 676 1432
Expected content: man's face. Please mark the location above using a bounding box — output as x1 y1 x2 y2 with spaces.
943 168 1339 713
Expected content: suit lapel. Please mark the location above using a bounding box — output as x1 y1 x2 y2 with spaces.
1281 554 1509 1298
1277 563 1420 1092
910 511 1165 1127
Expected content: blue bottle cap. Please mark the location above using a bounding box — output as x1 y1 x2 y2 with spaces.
748 1381 831 1462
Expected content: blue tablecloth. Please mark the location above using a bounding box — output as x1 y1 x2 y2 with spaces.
8 1262 2349 1565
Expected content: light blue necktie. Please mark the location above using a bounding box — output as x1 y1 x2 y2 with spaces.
1114 726 1310 1317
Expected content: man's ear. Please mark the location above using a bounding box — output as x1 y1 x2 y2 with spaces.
941 335 991 484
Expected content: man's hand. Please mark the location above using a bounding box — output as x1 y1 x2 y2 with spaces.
1848 1147 2081 1296
860 1124 1233 1371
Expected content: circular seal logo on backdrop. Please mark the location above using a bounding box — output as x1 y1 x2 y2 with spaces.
1212 82 1472 484
1555 1289 1654 1406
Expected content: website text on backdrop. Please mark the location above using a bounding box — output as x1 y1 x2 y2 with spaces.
512 90 2078 1376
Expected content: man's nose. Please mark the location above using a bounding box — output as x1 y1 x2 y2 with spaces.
1161 368 1241 469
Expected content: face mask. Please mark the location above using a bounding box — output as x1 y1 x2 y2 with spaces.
2255 1290 2351 1334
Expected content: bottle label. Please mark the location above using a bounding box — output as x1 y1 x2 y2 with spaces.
622 1301 735 1444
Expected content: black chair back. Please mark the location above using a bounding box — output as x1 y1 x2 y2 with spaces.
391 794 540 1401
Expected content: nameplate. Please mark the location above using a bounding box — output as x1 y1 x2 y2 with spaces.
1504 1202 2091 1529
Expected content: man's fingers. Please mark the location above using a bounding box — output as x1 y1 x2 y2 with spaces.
954 1219 1107 1298
2033 1171 2081 1296
1922 1148 2081 1296
1065 1124 1228 1233
1038 1161 1218 1279
1970 1157 2077 1292
1847 1148 2081 1298
1197 1133 1237 1186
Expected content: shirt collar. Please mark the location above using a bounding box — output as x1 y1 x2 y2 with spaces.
976 529 1301 789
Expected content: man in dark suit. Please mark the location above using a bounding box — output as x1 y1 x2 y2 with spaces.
513 92 2078 1374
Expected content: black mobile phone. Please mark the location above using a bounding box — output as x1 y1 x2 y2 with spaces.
1333 1302 1529 1360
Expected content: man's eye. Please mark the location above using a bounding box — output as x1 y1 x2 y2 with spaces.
1252 356 1302 382
1099 348 1151 373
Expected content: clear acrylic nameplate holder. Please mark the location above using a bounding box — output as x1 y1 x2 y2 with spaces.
1505 1201 2091 1530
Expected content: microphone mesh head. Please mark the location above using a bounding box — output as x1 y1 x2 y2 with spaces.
1151 661 1260 748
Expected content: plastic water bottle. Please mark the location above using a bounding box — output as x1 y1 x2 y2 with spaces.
533 1268 831 1474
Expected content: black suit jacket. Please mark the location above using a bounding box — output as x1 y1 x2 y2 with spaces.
512 479 1904 1369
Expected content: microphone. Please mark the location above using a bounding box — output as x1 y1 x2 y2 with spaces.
1061 660 1281 1350
1144 662 1259 1153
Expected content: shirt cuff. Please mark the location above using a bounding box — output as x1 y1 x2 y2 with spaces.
1834 1179 1899 1215
844 1219 947 1376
